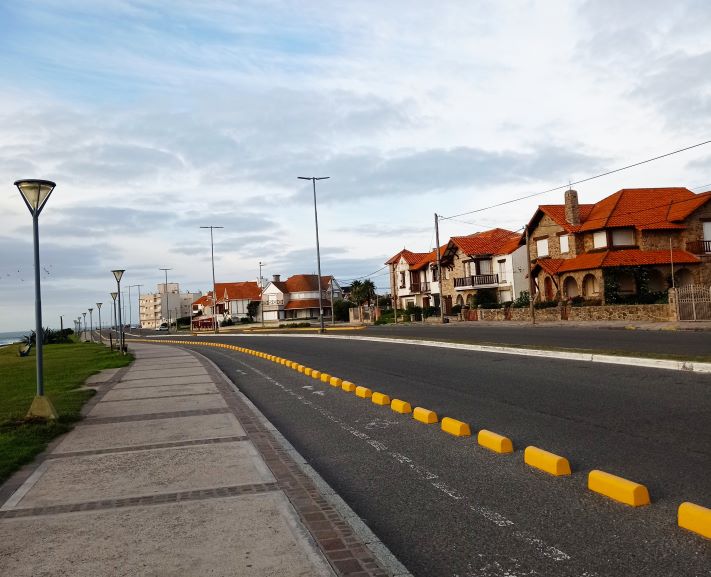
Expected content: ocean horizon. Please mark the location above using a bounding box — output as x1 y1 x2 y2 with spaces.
0 331 28 346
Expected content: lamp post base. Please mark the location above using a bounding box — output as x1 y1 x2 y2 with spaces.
26 395 59 420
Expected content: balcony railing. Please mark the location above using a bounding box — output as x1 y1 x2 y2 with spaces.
454 273 499 289
687 240 711 254
262 300 284 310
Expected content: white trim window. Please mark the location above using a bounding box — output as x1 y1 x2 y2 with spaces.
559 235 570 254
593 231 607 249
536 237 549 257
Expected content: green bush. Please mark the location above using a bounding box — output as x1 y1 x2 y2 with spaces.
451 304 462 315
512 291 531 309
534 300 558 309
239 317 251 324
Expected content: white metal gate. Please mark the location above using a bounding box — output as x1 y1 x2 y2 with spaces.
677 284 711 321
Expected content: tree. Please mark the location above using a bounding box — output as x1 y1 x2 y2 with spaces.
247 301 260 322
351 279 376 306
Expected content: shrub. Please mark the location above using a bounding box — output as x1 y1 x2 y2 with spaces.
512 291 530 309
423 306 439 318
239 317 251 324
534 300 558 309
451 304 462 315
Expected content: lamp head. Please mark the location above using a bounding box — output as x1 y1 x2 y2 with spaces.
110 292 118 301
88 308 93 313
112 269 125 283
96 302 102 309
15 179 56 215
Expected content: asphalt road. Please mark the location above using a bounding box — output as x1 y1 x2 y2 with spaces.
160 334 711 577
364 322 711 358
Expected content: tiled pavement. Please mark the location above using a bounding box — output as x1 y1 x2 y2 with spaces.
0 343 395 577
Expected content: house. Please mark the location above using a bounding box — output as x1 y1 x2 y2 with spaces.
214 282 261 321
386 247 446 311
527 188 711 303
139 284 202 328
438 228 527 311
261 274 342 321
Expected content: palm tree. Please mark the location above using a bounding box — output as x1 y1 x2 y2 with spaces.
361 279 376 306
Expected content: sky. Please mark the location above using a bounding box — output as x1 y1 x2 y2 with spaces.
1 0 710 332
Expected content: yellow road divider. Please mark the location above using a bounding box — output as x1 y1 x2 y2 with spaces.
413 407 438 424
390 399 412 414
678 502 711 539
329 377 343 387
320 373 331 383
588 470 650 507
341 381 356 392
311 370 321 379
355 386 373 399
524 446 571 476
478 430 513 454
441 417 471 437
304 368 313 376
371 392 390 406
298 365 305 373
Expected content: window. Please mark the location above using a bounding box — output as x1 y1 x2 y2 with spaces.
559 235 570 253
536 238 549 257
445 268 450 280
497 259 507 282
611 228 635 246
399 272 406 288
432 266 439 282
593 231 607 249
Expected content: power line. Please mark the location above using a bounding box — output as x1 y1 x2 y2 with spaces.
441 139 711 221
338 264 388 282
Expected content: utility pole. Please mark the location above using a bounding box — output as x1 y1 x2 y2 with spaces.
434 213 445 323
525 225 536 325
200 226 224 334
259 261 265 328
159 268 172 333
297 177 329 334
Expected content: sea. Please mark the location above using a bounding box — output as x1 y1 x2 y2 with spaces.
0 331 27 346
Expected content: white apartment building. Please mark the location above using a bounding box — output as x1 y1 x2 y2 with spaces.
139 283 202 329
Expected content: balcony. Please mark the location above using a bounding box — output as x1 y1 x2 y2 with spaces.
409 281 431 293
687 240 711 254
262 299 285 311
454 274 499 289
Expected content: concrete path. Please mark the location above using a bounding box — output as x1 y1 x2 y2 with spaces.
0 343 394 577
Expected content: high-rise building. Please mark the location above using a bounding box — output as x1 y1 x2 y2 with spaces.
139 283 202 328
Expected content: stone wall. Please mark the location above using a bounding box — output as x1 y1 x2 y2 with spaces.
474 302 675 322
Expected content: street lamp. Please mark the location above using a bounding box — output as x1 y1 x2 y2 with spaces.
82 312 87 341
199 226 223 334
15 179 58 418
96 303 103 343
159 268 172 333
259 261 265 328
110 292 118 332
112 270 125 353
88 308 94 342
297 176 329 333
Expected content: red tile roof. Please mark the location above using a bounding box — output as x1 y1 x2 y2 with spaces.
536 258 565 276
192 294 213 307
450 228 522 256
555 249 699 273
410 245 448 271
215 281 261 302
539 188 711 233
385 249 429 265
283 274 334 292
284 299 322 310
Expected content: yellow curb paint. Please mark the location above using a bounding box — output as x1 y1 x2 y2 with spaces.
524 446 571 476
678 502 711 539
588 470 650 507
329 377 342 387
320 373 331 383
441 417 471 437
341 381 356 392
371 392 390 406
311 370 321 379
298 365 305 373
477 430 514 454
390 399 412 414
304 368 312 376
355 386 372 399
413 407 438 424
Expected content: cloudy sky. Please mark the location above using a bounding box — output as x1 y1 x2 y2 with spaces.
1 0 710 331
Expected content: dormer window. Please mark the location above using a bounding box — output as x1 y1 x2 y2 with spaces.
536 237 549 257
593 231 607 249
611 228 635 247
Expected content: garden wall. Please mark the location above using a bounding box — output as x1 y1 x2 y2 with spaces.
474 302 675 322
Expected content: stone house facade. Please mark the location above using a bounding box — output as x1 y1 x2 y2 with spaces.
528 187 711 303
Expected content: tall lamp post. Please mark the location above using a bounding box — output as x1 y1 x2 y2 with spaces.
96 303 103 343
159 268 172 333
82 312 87 341
199 226 223 334
110 292 118 332
297 176 329 333
112 270 125 353
15 178 58 419
259 261 265 328
88 308 94 342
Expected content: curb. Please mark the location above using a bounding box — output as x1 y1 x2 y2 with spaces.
216 333 711 374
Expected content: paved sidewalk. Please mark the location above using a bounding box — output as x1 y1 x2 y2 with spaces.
0 343 393 577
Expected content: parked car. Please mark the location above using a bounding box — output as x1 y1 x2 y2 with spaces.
156 323 169 331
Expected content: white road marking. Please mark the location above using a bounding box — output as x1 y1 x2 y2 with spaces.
234 355 572 567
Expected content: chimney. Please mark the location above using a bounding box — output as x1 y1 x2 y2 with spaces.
564 189 580 226
272 274 281 283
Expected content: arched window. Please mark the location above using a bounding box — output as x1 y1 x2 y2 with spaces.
563 276 579 298
582 274 598 297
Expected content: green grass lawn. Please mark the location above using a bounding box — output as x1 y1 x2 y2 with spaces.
0 341 132 484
